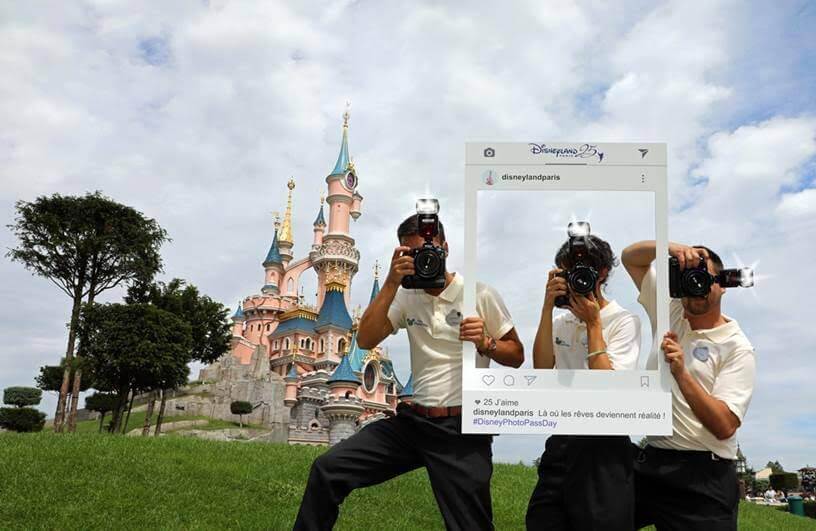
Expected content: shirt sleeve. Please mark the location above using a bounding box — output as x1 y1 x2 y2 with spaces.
476 282 514 340
638 267 657 334
605 314 641 371
711 347 756 423
386 289 406 335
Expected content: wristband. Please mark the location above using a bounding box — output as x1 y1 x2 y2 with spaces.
586 349 607 360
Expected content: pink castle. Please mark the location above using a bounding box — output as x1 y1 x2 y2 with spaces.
222 109 413 445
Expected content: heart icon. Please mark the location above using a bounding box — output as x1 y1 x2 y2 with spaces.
475 400 481 405
482 375 495 386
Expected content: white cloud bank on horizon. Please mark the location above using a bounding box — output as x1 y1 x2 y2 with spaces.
1 0 815 470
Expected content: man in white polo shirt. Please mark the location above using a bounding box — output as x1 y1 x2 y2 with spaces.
293 214 524 531
526 234 641 530
622 240 756 530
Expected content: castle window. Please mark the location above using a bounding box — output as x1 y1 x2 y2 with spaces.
266 324 270 331
338 338 346 354
319 339 324 352
284 338 290 350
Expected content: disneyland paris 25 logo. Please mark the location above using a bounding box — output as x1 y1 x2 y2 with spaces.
528 143 605 163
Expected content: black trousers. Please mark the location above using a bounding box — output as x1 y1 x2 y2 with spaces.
526 435 634 530
634 445 739 531
293 405 494 531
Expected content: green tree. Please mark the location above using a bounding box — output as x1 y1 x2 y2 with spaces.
125 279 230 435
0 386 45 432
77 303 192 434
230 401 253 428
7 192 168 432
3 387 42 407
766 460 785 473
770 472 799 493
35 360 92 419
84 392 118 433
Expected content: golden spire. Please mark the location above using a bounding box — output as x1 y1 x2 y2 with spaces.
279 178 295 244
373 260 380 279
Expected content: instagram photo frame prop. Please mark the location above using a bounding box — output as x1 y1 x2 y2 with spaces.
462 142 672 435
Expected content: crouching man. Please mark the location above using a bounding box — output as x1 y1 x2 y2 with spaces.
294 212 524 531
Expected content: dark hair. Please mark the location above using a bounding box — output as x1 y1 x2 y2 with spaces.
397 215 446 243
554 235 618 285
693 245 724 273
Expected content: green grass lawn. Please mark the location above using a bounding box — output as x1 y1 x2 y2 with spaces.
75 410 266 434
0 432 812 530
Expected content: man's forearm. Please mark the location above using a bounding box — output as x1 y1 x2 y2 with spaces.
586 321 612 370
487 329 524 368
533 308 555 369
358 281 399 348
675 371 739 440
622 240 657 268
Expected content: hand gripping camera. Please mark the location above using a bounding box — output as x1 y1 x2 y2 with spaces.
668 256 754 298
401 199 446 290
554 221 599 308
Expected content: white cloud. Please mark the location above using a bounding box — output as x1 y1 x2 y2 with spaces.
1 0 814 472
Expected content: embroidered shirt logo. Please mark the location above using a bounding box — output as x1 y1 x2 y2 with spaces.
692 344 711 362
555 337 571 347
406 318 428 328
445 309 463 327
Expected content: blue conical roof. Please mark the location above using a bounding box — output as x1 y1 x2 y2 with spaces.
369 277 380 304
347 330 367 372
328 354 360 384
398 374 413 397
232 302 244 320
330 123 350 176
285 364 299 380
263 229 282 266
314 203 326 227
315 287 353 331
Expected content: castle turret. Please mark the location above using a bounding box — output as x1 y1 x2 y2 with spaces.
370 261 380 303
322 353 364 445
397 374 414 403
231 302 245 336
262 218 284 295
284 364 299 407
312 196 326 249
312 106 361 309
278 179 296 265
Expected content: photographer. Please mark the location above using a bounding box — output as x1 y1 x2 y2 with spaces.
621 240 756 530
293 211 524 531
526 232 641 530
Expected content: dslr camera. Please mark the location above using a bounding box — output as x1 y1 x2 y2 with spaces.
401 198 446 290
668 255 754 298
554 221 599 308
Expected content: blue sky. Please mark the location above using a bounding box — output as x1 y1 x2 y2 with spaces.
1 0 815 471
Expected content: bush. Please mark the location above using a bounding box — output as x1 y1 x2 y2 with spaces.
805 501 816 519
0 407 46 432
3 387 42 407
230 401 252 415
770 472 799 492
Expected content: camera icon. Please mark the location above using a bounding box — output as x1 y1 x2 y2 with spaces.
483 147 495 158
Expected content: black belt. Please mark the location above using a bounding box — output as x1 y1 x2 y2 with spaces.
638 444 733 463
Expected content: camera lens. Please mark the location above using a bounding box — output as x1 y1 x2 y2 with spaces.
568 266 597 295
415 248 442 278
681 269 711 297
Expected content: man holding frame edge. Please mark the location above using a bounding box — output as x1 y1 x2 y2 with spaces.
622 241 756 530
